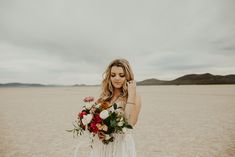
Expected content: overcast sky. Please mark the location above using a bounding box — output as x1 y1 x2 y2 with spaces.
0 0 234 85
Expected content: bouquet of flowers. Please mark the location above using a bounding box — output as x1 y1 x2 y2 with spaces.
66 96 132 145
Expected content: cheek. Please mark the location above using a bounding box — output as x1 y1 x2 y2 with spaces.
110 77 114 82
120 77 126 83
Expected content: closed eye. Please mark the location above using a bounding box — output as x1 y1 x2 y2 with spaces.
111 73 125 77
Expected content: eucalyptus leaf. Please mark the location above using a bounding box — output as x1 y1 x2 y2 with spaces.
66 129 73 132
125 124 133 129
113 103 117 110
110 119 116 127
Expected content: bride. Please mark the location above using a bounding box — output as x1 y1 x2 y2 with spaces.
89 58 142 157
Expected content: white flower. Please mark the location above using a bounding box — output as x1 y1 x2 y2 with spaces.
109 106 115 112
100 110 109 119
82 114 93 125
85 103 92 110
95 103 100 108
117 121 124 126
102 125 108 131
105 134 111 140
122 127 127 133
114 109 121 114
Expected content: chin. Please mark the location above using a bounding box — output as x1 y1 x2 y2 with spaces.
113 85 123 89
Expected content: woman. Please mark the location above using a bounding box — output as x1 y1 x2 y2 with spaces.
89 58 142 157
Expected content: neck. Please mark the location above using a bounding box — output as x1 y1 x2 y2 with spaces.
113 88 121 98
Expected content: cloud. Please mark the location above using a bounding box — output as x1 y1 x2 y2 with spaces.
0 0 235 84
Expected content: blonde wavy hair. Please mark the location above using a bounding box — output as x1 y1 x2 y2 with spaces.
98 58 134 103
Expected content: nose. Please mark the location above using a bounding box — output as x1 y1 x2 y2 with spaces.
114 75 121 80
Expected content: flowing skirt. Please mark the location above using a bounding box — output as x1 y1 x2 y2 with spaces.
89 130 136 157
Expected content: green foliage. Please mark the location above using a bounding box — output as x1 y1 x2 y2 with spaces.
113 103 117 110
125 124 133 129
110 119 117 127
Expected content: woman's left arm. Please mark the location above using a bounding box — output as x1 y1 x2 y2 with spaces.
126 80 142 127
129 95 142 127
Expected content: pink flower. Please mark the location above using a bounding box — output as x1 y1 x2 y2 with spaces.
90 107 97 114
83 96 94 103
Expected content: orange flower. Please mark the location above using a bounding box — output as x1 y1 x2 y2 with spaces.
96 124 108 132
100 102 111 110
96 123 103 130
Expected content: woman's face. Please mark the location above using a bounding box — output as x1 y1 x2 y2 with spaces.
110 66 126 89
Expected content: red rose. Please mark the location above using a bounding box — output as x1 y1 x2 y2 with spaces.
81 122 86 130
79 111 87 118
93 115 102 123
90 122 99 133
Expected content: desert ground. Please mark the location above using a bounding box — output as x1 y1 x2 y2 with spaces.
0 85 235 157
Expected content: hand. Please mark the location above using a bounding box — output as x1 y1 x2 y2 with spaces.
126 80 136 103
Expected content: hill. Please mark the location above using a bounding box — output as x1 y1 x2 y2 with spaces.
137 73 235 85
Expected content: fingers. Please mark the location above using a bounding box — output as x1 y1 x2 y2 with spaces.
127 80 132 84
127 80 136 85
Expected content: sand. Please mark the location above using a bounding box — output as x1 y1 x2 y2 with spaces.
0 85 235 157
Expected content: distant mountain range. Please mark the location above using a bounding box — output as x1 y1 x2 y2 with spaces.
1 73 235 87
137 73 235 85
0 83 97 87
0 83 59 87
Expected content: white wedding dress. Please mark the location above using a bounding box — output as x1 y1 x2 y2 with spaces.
88 101 137 157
